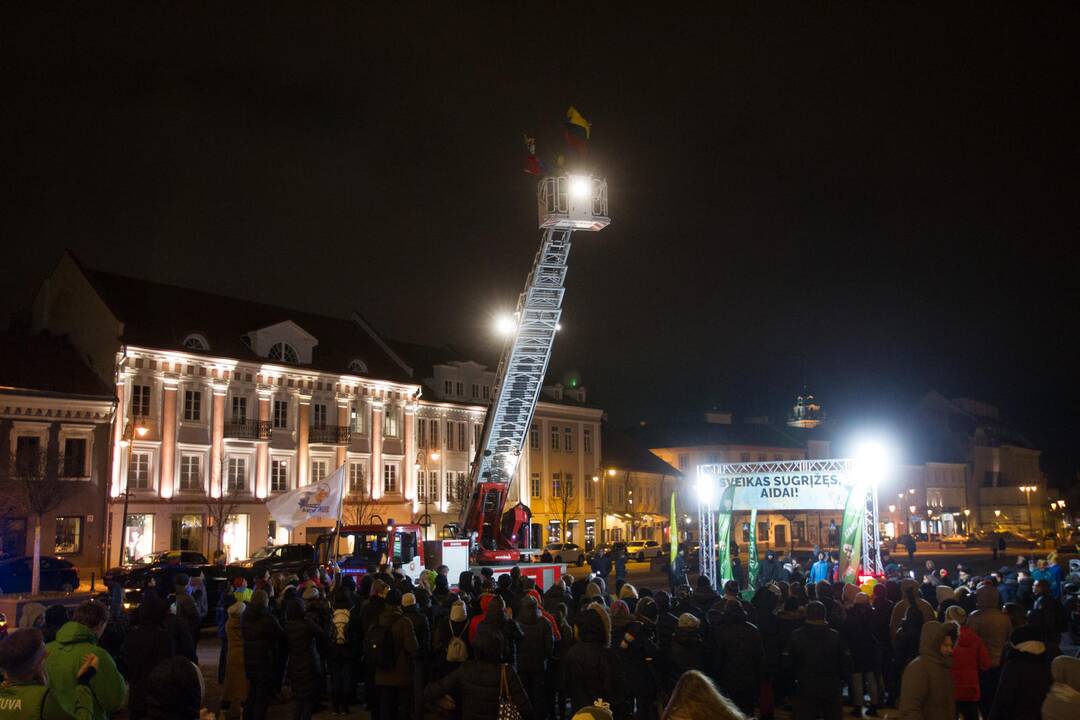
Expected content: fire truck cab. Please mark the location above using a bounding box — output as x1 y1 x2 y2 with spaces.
317 521 426 583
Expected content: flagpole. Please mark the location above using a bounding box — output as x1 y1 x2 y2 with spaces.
332 463 346 569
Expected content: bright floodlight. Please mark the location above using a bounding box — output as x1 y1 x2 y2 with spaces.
494 314 516 336
854 437 894 486
695 472 715 505
569 175 591 200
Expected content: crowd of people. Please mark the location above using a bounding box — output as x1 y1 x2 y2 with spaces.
1 551 1079 720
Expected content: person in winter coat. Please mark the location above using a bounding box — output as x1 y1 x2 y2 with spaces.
808 552 831 584
943 606 988 720
0 628 99 720
660 669 748 720
708 600 763 716
782 601 849 720
668 613 706 686
869 583 895 705
284 599 327 720
889 578 935 642
897 620 957 720
1042 654 1080 720
373 591 420 720
517 594 555 720
123 593 176 720
242 590 285 720
327 593 361 716
758 552 780 588
432 600 471 679
423 624 534 720
619 584 639 614
143 657 210 720
749 587 782 719
615 608 659 720
894 598 926 696
688 576 717 620
966 581 1010 718
401 593 430 717
544 578 572 618
987 624 1053 720
472 594 524 669
221 600 248 719
841 592 882 715
43 602 126 720
216 581 236 685
172 574 201 656
17 602 47 631
561 603 624 714
42 606 69 644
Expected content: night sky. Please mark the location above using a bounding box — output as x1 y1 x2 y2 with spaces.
4 5 1078 481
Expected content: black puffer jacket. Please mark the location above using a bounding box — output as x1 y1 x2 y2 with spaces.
668 624 706 682
708 602 764 702
841 604 880 673
285 616 327 699
242 602 285 684
423 660 534 720
124 595 176 720
403 605 431 660
516 608 554 675
560 605 624 713
543 583 571 617
750 589 783 676
783 620 849 699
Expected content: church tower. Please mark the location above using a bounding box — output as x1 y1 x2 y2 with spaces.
787 390 825 428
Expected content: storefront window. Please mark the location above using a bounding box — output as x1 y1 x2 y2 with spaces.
124 514 154 564
171 514 204 551
547 521 561 544
584 519 596 551
54 517 82 554
222 514 249 563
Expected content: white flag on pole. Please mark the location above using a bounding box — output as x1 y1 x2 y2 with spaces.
266 464 346 529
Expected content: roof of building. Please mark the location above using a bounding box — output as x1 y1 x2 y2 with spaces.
634 420 807 450
82 267 413 383
602 427 682 477
0 332 114 399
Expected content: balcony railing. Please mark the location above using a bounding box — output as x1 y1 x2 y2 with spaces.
309 425 352 444
224 420 272 440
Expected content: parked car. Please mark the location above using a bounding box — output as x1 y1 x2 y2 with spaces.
625 540 662 561
104 550 209 586
0 556 80 594
228 543 318 579
544 542 585 566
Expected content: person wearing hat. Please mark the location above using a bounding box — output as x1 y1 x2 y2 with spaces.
221 600 248 719
987 623 1053 720
1042 654 1080 720
668 613 705 685
0 628 99 720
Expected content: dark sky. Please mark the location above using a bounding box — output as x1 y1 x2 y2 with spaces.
4 4 1079 480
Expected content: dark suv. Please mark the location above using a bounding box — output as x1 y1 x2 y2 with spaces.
105 550 209 586
229 543 317 579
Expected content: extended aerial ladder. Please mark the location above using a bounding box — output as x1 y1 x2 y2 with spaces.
458 174 610 563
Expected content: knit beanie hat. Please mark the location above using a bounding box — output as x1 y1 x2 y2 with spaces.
449 600 467 623
677 612 700 629
619 583 638 600
402 593 416 607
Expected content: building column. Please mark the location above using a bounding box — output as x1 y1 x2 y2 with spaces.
110 375 128 497
210 382 227 497
255 386 272 498
159 376 179 499
371 400 384 499
335 396 350 470
404 403 417 509
297 394 311 487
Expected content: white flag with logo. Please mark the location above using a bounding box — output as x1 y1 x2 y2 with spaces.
266 464 345 529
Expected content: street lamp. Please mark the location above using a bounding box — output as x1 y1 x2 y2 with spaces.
1019 485 1037 534
117 419 149 566
963 508 971 535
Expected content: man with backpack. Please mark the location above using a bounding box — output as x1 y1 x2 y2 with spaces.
329 593 361 715
371 590 419 720
401 593 430 718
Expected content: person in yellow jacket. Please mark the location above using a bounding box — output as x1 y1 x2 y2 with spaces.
0 627 99 720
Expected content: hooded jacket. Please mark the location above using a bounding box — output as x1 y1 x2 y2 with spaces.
749 589 783 675
241 600 285 684
222 602 249 703
560 605 623 713
949 624 989 702
124 595 175 719
44 621 127 720
374 604 420 687
783 618 849 700
144 657 201 720
707 602 763 706
1042 655 1080 720
889 579 936 641
898 621 956 720
841 603 880 673
668 624 706 682
988 626 1053 720
966 584 1011 667
516 598 555 675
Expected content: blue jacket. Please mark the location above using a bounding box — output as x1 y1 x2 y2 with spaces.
809 560 831 584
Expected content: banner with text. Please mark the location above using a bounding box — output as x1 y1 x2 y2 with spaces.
700 461 857 511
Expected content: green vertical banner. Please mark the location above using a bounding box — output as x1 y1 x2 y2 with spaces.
716 483 737 584
839 484 865 583
669 490 678 569
747 508 759 588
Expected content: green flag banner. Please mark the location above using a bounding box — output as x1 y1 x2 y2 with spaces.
669 490 678 569
838 484 865 583
716 483 737 584
747 508 759 588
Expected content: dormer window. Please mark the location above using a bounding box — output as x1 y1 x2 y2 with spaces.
268 342 299 364
183 333 210 352
348 358 368 374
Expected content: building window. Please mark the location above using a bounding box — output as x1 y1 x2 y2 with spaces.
583 428 593 454
677 454 689 472
530 472 541 498
792 521 805 541
351 405 365 434
273 400 288 428
383 463 398 494
312 403 328 428
551 472 562 498
758 522 770 541
348 461 365 494
54 516 82 554
226 457 247 493
446 472 457 502
550 426 560 451
444 421 453 450
757 453 766 462
171 514 203 551
348 358 368 374
458 423 466 451
430 420 439 449
268 342 299 364
473 423 481 449
311 460 328 484
231 396 247 422
471 384 479 399
584 476 594 499
183 390 202 421
418 419 427 448
740 453 750 462
457 472 467 501
183 334 209 351
455 382 464 396
383 407 400 438
179 455 202 491
123 514 154 564
483 385 490 400
530 426 540 450
444 380 452 395
564 427 573 452
566 473 574 498
62 438 87 477
131 384 151 417
15 435 41 475
774 454 783 461
428 471 439 502
128 452 151 489
271 459 289 493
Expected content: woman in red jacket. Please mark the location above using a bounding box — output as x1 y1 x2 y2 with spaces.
946 605 990 720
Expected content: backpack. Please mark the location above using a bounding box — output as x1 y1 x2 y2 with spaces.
365 621 397 670
332 608 351 645
446 622 468 663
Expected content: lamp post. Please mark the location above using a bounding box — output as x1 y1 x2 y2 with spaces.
909 505 917 537
416 451 439 540
117 419 149 566
1019 485 1037 534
